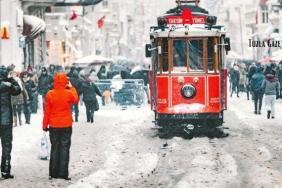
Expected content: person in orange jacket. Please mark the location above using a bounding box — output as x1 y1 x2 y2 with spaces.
42 72 79 180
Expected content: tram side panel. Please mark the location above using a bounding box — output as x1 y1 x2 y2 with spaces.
156 76 169 111
207 75 221 112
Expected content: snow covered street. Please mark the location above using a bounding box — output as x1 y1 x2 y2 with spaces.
0 93 282 188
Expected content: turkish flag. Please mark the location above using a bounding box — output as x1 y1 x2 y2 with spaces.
70 10 77 20
98 16 106 29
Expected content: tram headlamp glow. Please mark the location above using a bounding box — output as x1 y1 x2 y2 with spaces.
181 84 196 99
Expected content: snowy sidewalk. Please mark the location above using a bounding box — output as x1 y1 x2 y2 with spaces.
228 91 282 129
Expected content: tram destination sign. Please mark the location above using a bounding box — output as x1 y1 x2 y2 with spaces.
165 8 206 25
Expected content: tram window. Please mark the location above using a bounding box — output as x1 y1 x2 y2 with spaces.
207 38 214 72
188 40 204 71
173 40 186 67
152 47 158 73
161 38 169 72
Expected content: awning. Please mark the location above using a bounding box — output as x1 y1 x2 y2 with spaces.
23 15 46 40
54 0 103 6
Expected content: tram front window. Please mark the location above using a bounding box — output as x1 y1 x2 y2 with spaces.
188 40 204 71
162 38 169 72
173 40 186 67
207 38 215 72
170 37 217 73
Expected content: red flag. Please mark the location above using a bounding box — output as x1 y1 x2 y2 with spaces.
70 10 77 20
259 0 268 6
98 16 106 29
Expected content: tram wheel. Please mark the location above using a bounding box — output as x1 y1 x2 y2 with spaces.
205 119 228 138
158 127 173 139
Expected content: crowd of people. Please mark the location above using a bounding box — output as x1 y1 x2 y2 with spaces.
0 64 104 126
0 63 103 180
229 61 281 119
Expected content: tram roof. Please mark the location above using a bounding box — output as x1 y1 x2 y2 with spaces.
150 26 226 38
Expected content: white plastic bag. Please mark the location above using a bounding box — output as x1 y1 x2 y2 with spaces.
39 132 50 160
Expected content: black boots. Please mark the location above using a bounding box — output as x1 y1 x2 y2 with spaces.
267 110 271 119
1 159 13 179
1 172 14 179
49 176 71 181
90 117 94 123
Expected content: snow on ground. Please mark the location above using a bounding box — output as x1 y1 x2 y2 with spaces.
229 91 282 129
0 90 281 188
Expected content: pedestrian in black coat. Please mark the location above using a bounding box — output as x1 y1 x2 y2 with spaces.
246 63 257 100
82 78 102 123
68 70 83 122
229 65 240 97
0 65 21 179
22 71 37 124
250 68 265 114
38 67 53 109
277 63 282 98
97 65 108 79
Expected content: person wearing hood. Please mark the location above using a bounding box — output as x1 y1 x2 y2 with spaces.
261 73 280 119
250 67 265 114
38 67 53 109
43 72 79 180
81 77 102 123
0 65 21 179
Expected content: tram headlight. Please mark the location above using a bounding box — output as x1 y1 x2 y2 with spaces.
181 84 196 99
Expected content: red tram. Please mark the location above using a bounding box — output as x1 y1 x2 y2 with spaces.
145 0 231 138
